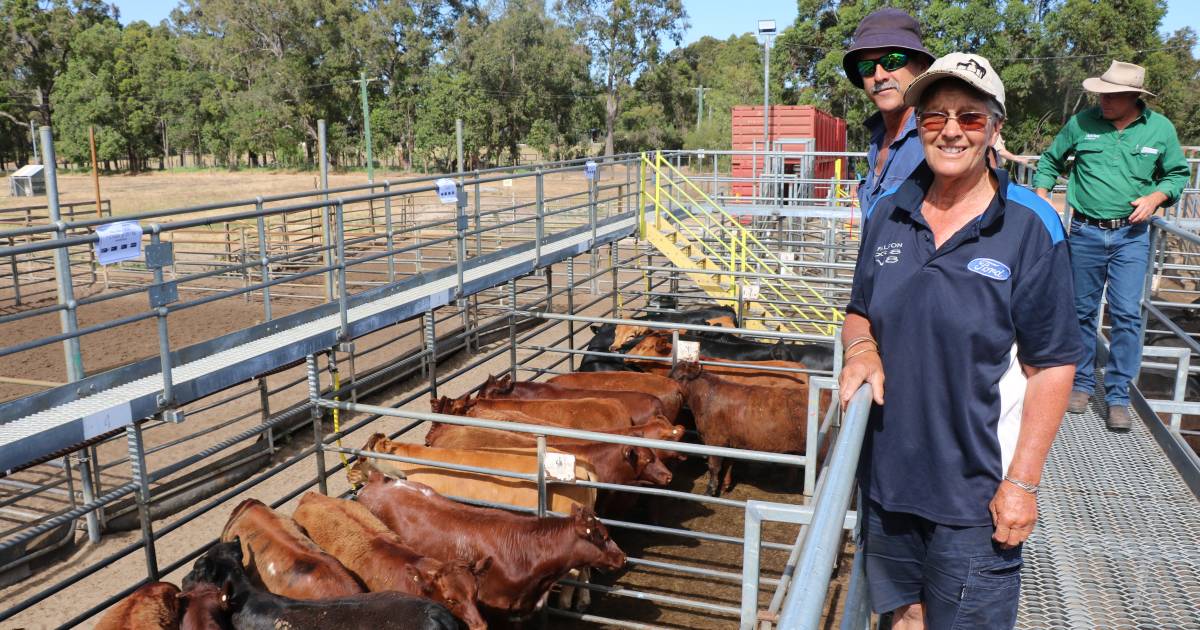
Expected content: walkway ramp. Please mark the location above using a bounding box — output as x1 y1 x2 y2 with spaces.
1018 388 1200 628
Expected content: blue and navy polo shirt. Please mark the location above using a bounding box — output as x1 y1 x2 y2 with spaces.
847 163 1083 527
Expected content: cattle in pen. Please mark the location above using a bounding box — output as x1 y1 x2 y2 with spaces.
435 394 640 430
94 581 182 630
546 371 685 420
478 373 674 423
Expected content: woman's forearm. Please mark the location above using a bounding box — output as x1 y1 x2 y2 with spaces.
1008 363 1075 485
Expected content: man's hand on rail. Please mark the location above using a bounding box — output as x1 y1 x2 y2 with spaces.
989 481 1037 549
839 350 884 409
1129 191 1168 223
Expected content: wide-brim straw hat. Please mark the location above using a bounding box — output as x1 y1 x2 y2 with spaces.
1082 60 1155 96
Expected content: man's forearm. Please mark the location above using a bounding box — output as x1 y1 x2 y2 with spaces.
1008 364 1075 485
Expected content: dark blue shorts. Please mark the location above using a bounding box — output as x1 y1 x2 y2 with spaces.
861 500 1022 629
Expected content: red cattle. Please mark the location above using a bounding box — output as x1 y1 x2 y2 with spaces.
479 374 673 424
95 581 181 630
177 583 230 630
434 394 636 431
292 491 488 630
220 498 362 600
627 332 810 388
355 473 626 619
425 420 687 465
547 371 685 420
672 362 819 496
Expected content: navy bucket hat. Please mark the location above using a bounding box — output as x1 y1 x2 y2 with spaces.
842 8 934 88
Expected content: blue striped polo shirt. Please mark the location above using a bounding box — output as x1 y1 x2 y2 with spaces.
847 163 1082 526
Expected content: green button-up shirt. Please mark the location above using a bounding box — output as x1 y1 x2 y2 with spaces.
1032 102 1191 219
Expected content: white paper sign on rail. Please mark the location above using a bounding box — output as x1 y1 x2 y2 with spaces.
585 160 598 180
95 221 144 265
543 452 576 482
676 340 700 362
436 178 458 204
780 251 795 276
742 282 761 300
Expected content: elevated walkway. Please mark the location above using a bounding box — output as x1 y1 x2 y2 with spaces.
1018 384 1200 628
0 214 636 474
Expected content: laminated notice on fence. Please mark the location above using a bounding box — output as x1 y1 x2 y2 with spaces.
95 221 143 265
780 251 794 276
742 282 761 300
544 452 576 482
676 340 700 362
436 178 458 204
502 178 513 188
585 160 598 180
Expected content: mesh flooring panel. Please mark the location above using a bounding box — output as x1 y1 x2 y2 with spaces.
1017 388 1200 629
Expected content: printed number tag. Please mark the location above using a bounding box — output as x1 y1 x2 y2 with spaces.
436 178 458 204
502 178 513 188
742 282 761 300
95 221 143 265
544 452 576 482
585 160 598 180
677 340 700 362
780 252 794 276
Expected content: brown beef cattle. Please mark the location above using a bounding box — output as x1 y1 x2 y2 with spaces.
450 395 636 431
627 332 809 388
182 541 460 630
479 374 673 424
95 581 181 630
219 498 362 600
356 473 625 619
548 371 684 420
672 362 817 496
177 583 231 630
349 434 598 513
425 421 686 464
292 492 488 630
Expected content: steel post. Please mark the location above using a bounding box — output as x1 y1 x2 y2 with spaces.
41 127 84 382
258 376 275 454
566 257 576 372
125 421 158 580
75 450 101 543
306 354 328 495
509 280 519 383
383 181 395 283
456 118 465 176
318 119 333 301
335 200 349 340
535 170 544 267
149 231 175 408
360 71 374 182
425 310 438 398
255 203 272 321
536 435 547 517
610 243 620 316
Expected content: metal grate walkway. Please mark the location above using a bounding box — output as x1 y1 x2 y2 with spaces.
1018 389 1200 629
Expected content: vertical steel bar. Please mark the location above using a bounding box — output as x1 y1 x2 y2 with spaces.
610 243 619 317
509 280 519 383
306 354 328 495
259 376 275 454
126 421 159 580
740 504 764 630
150 230 174 408
75 450 101 544
536 435 547 518
8 235 20 305
319 119 333 301
383 181 395 283
41 127 84 383
360 71 374 183
535 170 544 267
456 118 465 176
566 257 576 372
256 202 272 321
425 310 438 399
335 200 349 340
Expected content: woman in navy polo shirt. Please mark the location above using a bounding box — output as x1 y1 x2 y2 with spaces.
838 53 1082 629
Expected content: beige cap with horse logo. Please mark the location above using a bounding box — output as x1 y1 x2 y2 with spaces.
1082 60 1155 96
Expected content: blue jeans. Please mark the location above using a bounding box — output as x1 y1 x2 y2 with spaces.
1068 218 1151 407
861 501 1022 629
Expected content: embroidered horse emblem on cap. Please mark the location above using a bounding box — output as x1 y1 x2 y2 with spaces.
956 59 987 79
967 258 1010 280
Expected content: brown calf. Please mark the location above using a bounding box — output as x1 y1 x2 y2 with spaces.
177 583 230 630
426 421 686 464
672 362 816 496
219 498 362 600
628 332 809 388
292 491 488 630
548 370 685 420
350 434 598 513
356 473 626 619
479 373 673 423
449 394 637 431
95 581 181 630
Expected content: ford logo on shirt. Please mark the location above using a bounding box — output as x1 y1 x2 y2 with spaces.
967 258 1011 280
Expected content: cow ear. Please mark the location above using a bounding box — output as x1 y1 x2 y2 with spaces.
590 325 600 334
472 556 493 576
622 445 637 465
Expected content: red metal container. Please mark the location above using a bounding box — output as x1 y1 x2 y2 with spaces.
730 105 847 202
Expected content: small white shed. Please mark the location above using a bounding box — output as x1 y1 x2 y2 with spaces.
9 164 45 197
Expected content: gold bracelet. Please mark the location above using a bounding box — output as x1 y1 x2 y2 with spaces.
844 337 877 354
844 346 879 361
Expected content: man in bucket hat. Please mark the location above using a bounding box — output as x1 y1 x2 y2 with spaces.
842 8 934 211
1033 61 1190 431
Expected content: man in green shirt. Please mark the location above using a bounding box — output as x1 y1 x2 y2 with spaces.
1033 60 1191 431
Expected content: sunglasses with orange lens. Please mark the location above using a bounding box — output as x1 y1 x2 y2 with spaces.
918 111 990 132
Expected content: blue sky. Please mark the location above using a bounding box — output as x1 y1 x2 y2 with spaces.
114 0 1198 52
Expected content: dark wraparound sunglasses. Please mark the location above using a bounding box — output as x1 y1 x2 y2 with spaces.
856 52 910 77
918 111 991 132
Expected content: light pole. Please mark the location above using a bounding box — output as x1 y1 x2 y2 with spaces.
758 19 777 149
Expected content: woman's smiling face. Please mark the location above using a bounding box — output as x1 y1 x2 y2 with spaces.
918 82 1001 181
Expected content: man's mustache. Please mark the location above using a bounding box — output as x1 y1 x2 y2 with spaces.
872 80 900 94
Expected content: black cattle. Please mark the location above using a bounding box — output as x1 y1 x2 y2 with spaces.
578 307 739 372
183 540 462 630
677 332 835 372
